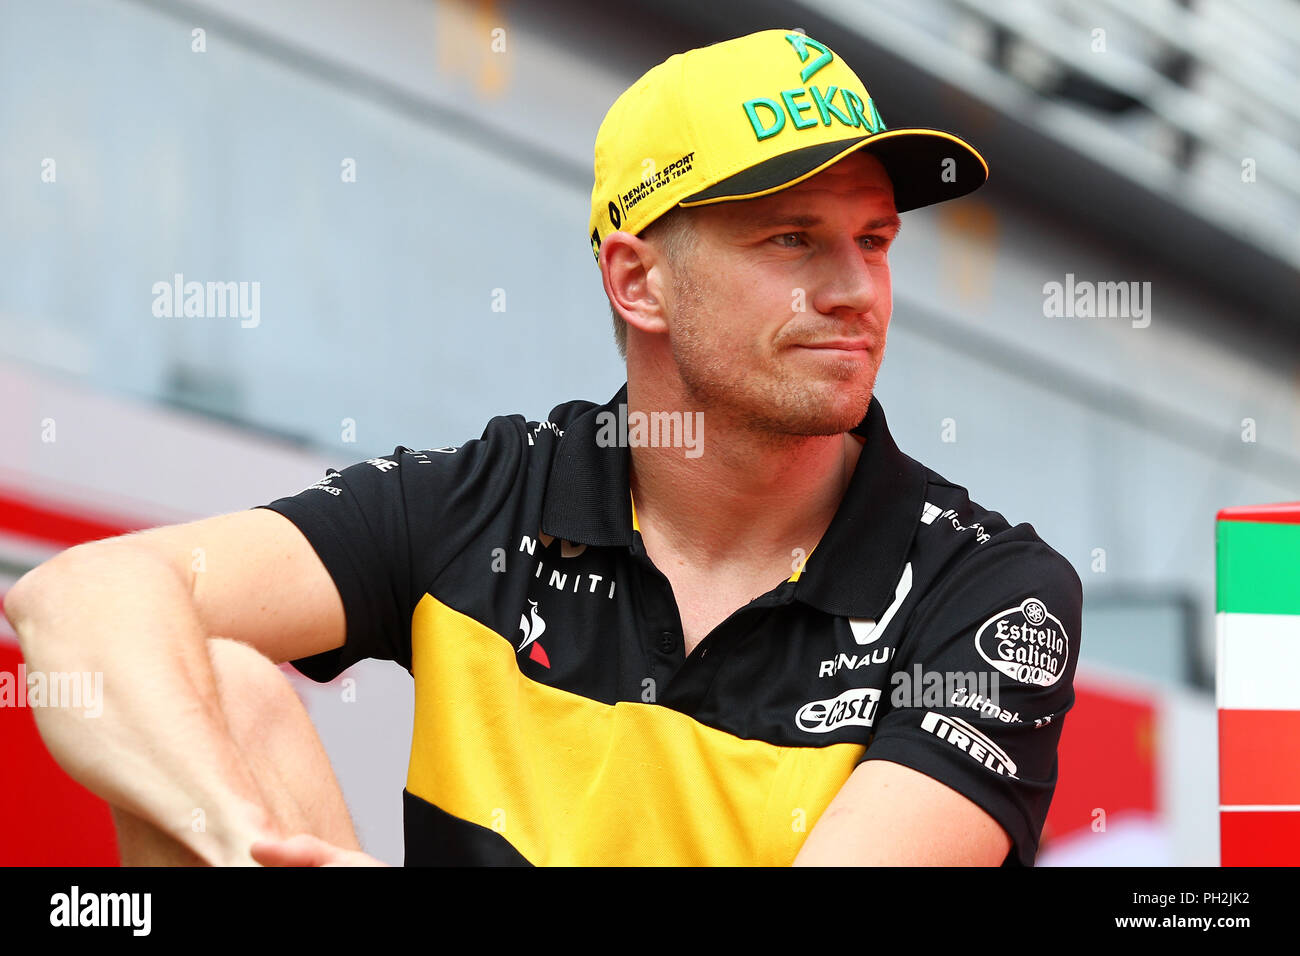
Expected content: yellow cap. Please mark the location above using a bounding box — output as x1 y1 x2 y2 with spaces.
588 29 988 262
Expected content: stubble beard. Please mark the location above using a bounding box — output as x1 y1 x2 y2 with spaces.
666 262 877 446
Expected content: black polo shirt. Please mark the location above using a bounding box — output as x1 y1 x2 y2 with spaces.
256 382 1082 866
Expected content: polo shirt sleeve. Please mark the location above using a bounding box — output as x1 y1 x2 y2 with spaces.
859 536 1083 866
252 416 525 681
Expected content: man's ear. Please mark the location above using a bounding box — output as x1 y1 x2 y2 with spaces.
601 231 668 335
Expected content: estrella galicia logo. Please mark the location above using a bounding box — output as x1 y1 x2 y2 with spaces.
516 599 550 669
974 598 1069 687
795 688 880 734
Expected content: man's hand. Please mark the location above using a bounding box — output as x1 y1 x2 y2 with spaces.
251 834 390 867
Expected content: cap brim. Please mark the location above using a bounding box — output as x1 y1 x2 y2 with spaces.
680 129 988 213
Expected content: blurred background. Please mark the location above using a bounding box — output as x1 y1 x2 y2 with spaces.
1 0 1297 866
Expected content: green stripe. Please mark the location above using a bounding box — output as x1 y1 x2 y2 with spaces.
1217 520 1300 614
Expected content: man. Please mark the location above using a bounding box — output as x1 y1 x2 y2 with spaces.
6 29 1080 866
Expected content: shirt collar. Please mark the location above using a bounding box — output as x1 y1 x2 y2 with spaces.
542 382 927 619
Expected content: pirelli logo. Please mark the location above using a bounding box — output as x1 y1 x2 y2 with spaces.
920 711 1019 778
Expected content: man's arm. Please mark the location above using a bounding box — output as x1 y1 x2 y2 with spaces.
791 759 1012 866
793 537 1082 867
2 508 348 865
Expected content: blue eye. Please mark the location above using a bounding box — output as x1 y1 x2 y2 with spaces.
771 233 891 250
